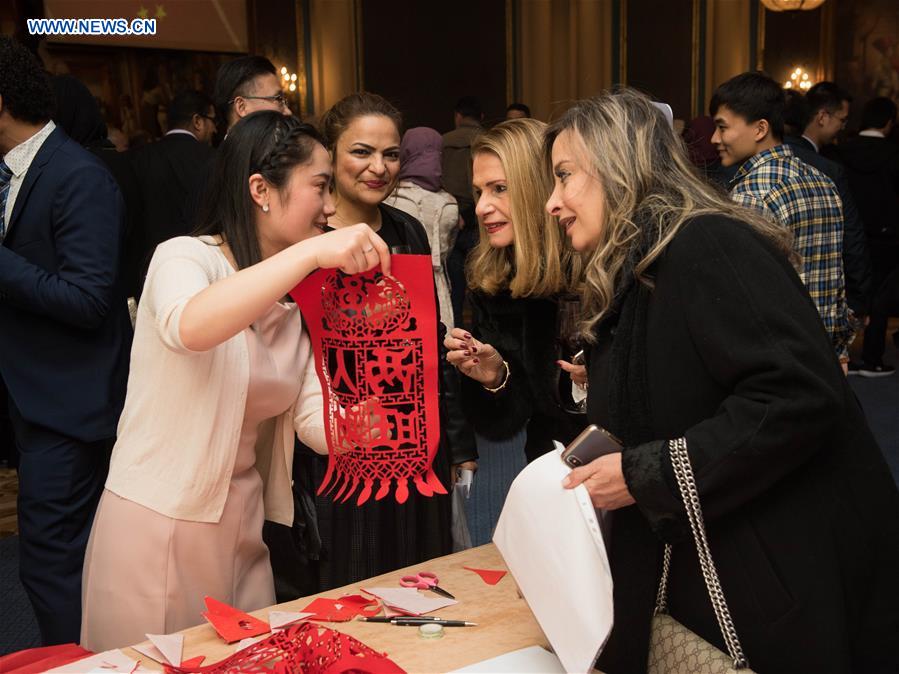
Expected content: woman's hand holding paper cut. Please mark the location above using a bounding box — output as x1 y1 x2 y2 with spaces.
311 223 391 275
561 452 635 510
444 327 506 387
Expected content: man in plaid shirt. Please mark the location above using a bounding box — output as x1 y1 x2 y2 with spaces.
710 72 854 370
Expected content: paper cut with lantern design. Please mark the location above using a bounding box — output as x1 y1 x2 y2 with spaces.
291 255 445 506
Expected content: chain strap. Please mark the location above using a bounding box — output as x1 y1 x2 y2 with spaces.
653 438 749 670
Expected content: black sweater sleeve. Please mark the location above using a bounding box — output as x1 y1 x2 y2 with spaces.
460 291 535 440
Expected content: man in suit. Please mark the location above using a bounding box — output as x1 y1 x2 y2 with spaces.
213 55 291 132
0 37 132 644
783 85 873 328
129 90 216 298
838 97 899 376
796 81 851 154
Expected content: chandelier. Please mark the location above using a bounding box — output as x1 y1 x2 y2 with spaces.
760 0 826 10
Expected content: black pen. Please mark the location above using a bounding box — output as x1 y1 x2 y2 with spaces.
392 619 477 627
358 616 477 626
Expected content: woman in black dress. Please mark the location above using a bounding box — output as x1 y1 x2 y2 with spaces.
444 119 586 463
549 89 899 673
308 92 475 589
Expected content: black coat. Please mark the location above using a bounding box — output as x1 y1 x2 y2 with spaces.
461 291 587 462
129 133 215 298
589 215 899 674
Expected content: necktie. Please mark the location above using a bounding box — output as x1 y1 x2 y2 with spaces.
0 160 12 242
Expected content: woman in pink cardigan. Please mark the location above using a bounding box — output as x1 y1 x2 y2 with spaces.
80 112 388 650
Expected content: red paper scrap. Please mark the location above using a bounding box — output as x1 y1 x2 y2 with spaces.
464 566 507 585
201 596 270 643
300 594 381 622
180 656 205 668
291 256 445 506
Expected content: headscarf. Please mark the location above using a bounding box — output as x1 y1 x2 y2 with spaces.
397 127 443 192
51 74 109 149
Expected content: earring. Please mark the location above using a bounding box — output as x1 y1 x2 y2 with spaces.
262 203 269 213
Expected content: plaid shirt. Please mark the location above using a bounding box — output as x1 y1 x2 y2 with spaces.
730 144 853 360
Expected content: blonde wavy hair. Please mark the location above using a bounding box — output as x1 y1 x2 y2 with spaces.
467 118 579 298
545 88 796 342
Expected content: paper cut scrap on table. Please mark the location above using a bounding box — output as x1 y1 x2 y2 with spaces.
201 596 270 643
181 656 206 668
269 610 315 630
463 566 507 585
301 594 381 621
45 649 140 673
291 256 444 506
493 443 614 674
160 622 406 674
361 586 457 616
131 632 183 666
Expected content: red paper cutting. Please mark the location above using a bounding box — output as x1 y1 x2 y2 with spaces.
201 596 270 643
163 622 406 674
464 567 507 585
180 656 205 668
291 256 445 506
301 594 382 622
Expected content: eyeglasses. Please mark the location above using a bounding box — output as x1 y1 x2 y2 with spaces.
229 93 289 109
197 113 216 122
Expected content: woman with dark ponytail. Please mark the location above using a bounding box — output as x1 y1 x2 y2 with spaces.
80 111 389 650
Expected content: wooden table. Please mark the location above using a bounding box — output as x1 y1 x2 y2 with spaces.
124 543 550 673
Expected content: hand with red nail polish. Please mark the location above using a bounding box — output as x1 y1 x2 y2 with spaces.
443 326 506 387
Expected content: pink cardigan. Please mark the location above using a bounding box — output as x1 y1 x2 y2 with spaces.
105 236 326 524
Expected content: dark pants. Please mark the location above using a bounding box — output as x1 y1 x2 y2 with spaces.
862 267 899 366
9 400 112 645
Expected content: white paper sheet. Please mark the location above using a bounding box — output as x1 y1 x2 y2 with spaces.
269 610 314 630
46 649 142 672
449 645 567 673
493 444 614 674
361 586 457 615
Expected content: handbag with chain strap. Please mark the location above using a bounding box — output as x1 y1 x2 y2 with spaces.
646 438 756 673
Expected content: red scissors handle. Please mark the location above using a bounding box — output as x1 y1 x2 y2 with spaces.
400 571 438 589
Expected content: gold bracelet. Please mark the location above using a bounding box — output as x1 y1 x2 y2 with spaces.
483 360 510 393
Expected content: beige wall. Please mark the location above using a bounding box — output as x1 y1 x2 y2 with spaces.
307 0 360 119
704 0 753 114
518 0 614 122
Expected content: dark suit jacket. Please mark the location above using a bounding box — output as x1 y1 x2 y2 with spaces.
0 126 132 442
129 132 214 297
784 136 874 314
590 215 899 673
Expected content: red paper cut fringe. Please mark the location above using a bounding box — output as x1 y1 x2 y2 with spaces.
163 622 406 674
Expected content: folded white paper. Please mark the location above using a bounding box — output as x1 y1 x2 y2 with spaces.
361 586 457 615
269 610 314 630
46 649 142 673
449 645 566 673
493 444 614 674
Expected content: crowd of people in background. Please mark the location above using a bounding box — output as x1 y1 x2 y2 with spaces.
2 32 899 674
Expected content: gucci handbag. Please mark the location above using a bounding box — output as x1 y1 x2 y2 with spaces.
646 438 755 673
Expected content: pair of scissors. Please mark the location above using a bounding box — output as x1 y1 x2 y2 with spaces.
399 570 455 599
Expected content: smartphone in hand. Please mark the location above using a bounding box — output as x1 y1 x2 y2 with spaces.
560 424 623 468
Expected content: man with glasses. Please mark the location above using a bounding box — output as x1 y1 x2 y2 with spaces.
128 90 217 299
798 81 852 154
213 55 292 132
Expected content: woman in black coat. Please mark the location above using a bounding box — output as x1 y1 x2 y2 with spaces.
544 90 899 673
444 119 586 462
